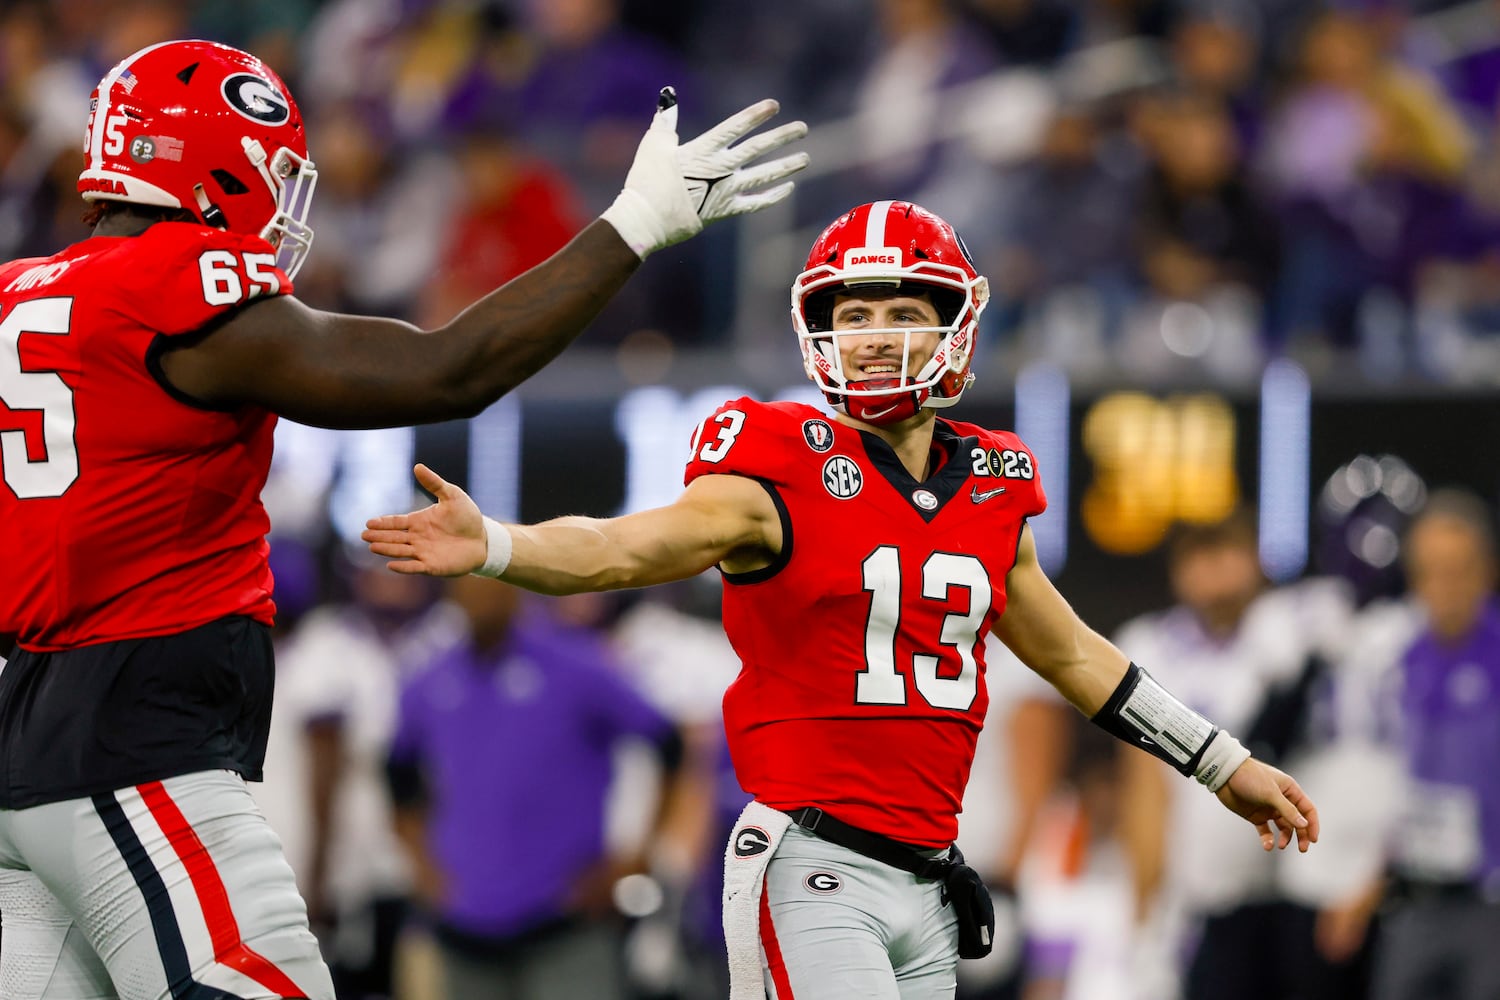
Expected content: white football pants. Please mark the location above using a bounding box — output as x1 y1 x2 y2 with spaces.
724 802 960 1000
0 770 333 1000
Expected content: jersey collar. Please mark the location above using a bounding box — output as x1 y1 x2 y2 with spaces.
857 420 976 523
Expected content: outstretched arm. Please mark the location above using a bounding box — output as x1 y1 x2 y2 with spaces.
994 525 1320 853
158 93 809 429
362 464 782 594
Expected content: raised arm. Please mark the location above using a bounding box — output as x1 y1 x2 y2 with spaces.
362 464 782 594
995 525 1320 852
157 94 809 429
157 225 637 428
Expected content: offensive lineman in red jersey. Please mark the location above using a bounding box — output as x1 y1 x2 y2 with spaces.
0 38 807 1000
363 201 1320 999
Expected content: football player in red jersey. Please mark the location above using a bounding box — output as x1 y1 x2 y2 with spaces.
0 38 806 1000
363 201 1320 1000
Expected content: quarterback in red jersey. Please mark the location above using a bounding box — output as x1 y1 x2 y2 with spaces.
0 37 807 1000
364 201 1320 1000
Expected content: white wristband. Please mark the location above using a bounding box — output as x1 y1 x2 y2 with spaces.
474 516 513 578
1195 730 1252 793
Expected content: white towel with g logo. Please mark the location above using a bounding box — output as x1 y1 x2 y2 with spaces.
723 800 793 1000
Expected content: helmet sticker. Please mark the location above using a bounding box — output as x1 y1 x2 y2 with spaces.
954 231 976 267
221 73 290 125
154 136 184 162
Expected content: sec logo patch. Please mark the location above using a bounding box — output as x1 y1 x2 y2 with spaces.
822 456 863 499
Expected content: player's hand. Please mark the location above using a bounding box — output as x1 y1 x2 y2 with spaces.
362 464 487 577
601 86 810 258
1214 757 1320 853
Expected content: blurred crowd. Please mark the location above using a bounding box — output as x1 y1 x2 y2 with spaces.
4 0 1500 382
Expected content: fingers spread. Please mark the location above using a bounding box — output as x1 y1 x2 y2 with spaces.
726 154 810 196
725 120 810 167
367 541 413 558
411 464 444 497
721 181 797 218
362 530 409 546
705 99 781 145
363 516 408 532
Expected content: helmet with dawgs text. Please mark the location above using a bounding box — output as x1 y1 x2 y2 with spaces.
792 201 989 425
78 39 317 278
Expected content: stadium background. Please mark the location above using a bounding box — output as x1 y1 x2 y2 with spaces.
3 0 1497 622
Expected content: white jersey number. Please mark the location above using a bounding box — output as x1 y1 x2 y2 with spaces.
694 408 746 463
857 546 989 710
198 250 281 306
0 297 78 499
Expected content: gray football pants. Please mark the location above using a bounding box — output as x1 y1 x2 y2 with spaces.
0 770 333 999
759 825 960 1000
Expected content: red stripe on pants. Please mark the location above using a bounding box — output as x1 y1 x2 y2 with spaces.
759 879 796 999
137 781 307 999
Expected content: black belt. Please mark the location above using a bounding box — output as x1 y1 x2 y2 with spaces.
782 807 957 880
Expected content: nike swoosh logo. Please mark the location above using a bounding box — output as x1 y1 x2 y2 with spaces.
970 485 1007 503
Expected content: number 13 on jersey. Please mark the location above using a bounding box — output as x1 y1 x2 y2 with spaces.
859 546 990 711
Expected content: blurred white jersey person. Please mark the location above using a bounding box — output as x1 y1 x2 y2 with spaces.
1113 509 1397 1000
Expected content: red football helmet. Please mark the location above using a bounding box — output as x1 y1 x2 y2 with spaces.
78 39 317 278
792 201 989 425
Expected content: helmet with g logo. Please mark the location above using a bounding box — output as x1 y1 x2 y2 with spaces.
78 39 318 277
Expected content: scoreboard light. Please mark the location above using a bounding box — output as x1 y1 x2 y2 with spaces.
1081 391 1239 555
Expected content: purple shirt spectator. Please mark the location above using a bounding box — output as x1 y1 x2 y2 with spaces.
388 610 674 938
1399 598 1500 886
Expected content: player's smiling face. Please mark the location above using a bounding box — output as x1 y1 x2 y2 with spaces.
830 289 942 381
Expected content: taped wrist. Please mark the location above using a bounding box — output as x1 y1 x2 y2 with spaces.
473 516 513 579
600 189 669 260
1090 663 1249 791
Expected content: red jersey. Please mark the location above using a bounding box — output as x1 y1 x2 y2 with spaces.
684 399 1047 847
0 223 292 651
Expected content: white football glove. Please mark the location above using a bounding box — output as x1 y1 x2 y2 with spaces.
601 87 810 259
